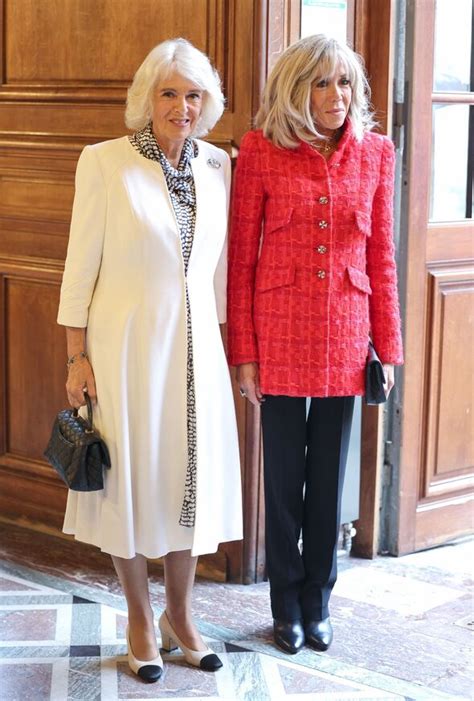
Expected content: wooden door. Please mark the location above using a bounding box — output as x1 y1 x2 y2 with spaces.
0 0 262 582
394 0 474 553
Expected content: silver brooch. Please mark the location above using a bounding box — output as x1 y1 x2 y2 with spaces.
207 158 221 169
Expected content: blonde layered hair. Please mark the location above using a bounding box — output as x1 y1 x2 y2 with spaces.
256 34 376 148
125 38 224 137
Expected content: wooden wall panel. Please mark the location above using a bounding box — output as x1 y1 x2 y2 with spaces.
0 174 74 222
6 0 209 84
0 0 237 112
5 277 66 458
436 289 474 476
3 0 227 86
436 285 474 473
0 144 76 261
0 102 126 140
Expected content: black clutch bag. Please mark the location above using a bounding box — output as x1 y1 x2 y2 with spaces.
365 341 387 405
44 393 111 491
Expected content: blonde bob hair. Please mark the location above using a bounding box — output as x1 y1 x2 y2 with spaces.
125 38 224 137
256 34 376 148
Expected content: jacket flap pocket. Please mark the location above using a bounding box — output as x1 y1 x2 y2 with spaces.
355 210 372 236
265 206 294 234
346 266 372 294
256 263 296 292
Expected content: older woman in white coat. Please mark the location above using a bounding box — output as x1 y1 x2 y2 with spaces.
57 38 242 683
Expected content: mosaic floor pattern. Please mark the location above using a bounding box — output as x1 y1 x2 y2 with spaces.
0 564 410 701
0 556 470 701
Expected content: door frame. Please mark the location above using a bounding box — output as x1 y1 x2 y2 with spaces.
351 0 397 558
386 0 474 555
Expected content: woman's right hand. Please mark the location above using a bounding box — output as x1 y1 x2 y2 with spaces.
236 362 264 406
66 357 97 408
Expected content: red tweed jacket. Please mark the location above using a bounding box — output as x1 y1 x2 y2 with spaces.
227 122 404 397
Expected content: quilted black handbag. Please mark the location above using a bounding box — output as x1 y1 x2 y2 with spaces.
44 393 111 491
365 340 387 405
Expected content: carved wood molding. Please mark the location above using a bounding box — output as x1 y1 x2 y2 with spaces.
0 471 68 530
0 258 64 278
0 87 128 103
421 264 474 502
0 453 60 484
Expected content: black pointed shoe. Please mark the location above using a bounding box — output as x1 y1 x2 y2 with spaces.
304 617 333 651
273 619 305 654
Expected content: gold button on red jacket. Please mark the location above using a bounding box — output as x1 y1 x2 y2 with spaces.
227 121 404 398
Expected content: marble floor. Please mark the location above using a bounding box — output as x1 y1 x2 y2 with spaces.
0 523 472 700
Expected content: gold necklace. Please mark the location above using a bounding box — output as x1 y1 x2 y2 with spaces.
314 129 341 153
316 136 337 153
318 141 334 153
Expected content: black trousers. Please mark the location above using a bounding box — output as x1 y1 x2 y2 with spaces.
261 395 355 622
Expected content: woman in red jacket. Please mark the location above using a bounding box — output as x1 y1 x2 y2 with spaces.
227 35 403 654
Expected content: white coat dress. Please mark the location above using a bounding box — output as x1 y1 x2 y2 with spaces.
57 136 243 559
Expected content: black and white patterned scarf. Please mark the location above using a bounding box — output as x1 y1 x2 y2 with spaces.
129 123 199 529
129 122 198 205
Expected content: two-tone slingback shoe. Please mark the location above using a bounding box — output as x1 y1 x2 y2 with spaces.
158 611 222 671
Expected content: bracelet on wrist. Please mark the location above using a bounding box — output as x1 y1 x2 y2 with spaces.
66 351 88 367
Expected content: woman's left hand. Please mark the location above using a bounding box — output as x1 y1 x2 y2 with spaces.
383 364 395 398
